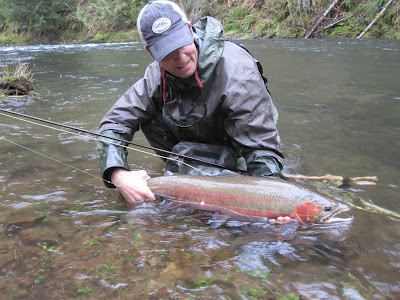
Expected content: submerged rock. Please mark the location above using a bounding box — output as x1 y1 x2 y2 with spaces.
5 211 45 231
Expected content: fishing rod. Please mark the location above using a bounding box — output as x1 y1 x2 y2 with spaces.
0 108 236 173
2 137 113 186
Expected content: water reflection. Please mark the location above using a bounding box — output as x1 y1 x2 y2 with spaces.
1 39 400 298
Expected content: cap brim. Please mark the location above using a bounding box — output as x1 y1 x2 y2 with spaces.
148 24 194 62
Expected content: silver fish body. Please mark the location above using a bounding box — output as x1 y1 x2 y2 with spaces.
147 175 352 224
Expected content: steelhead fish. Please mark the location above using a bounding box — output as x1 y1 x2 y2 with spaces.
147 175 352 224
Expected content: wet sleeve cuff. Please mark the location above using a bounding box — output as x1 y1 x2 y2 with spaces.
97 129 133 188
244 150 285 180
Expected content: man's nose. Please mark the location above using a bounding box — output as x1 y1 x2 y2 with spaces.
172 47 185 61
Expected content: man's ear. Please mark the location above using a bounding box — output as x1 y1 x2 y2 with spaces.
144 46 154 59
188 22 194 35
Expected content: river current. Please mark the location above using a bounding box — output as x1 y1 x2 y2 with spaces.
0 39 399 299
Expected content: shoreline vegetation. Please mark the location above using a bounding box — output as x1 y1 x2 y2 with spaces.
0 63 36 99
0 0 399 47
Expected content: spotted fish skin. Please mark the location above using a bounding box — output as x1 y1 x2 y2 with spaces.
147 174 352 224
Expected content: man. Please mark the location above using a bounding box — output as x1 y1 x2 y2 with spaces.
97 0 284 203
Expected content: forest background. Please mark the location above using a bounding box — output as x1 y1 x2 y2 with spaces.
0 0 399 46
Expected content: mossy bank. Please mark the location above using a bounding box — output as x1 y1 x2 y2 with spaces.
0 0 399 46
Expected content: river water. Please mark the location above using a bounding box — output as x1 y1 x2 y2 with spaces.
0 39 399 299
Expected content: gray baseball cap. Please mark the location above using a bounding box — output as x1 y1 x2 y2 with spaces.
137 1 194 62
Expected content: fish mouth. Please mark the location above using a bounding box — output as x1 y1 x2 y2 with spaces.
320 204 353 224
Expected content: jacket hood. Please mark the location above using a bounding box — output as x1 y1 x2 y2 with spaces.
193 16 224 85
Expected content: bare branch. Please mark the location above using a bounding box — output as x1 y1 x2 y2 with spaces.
357 0 394 39
305 0 340 39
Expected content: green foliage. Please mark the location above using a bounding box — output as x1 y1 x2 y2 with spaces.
242 15 256 32
94 33 106 43
243 286 268 297
77 281 93 295
97 264 117 279
190 278 211 289
275 10 288 23
1 63 35 98
341 0 362 11
0 0 73 34
325 22 360 37
255 22 267 36
75 0 144 32
343 0 400 27
230 7 249 19
86 263 118 282
123 0 145 27
225 7 249 32
0 0 399 44
248 269 271 278
0 0 144 37
179 0 220 21
277 293 300 300
88 235 102 247
1 63 33 82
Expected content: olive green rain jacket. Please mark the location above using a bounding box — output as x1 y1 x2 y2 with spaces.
97 17 284 188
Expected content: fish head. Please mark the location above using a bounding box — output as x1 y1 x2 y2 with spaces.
294 200 352 224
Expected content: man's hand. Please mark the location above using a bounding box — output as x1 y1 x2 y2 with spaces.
111 168 155 203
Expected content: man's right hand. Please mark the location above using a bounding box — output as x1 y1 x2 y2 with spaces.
110 168 156 203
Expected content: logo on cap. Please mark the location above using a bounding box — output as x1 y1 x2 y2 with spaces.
152 18 172 34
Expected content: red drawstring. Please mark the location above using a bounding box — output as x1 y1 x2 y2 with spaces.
194 67 203 88
161 47 203 102
194 47 203 88
161 67 167 103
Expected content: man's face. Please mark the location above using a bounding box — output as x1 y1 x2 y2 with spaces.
160 42 198 78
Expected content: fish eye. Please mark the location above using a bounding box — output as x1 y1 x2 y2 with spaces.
324 205 332 211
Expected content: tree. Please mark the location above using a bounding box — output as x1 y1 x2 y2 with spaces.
75 0 145 33
0 0 73 34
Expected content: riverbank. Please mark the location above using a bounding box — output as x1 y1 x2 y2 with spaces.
0 29 142 46
0 0 399 46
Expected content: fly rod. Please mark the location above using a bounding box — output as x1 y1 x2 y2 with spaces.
0 108 379 186
0 108 236 173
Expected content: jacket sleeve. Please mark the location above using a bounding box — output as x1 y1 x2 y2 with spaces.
243 149 284 180
97 128 134 188
96 62 161 188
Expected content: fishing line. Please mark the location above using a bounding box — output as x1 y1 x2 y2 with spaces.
0 109 233 173
1 137 113 186
0 109 214 176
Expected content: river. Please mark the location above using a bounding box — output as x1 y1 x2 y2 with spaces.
0 39 399 299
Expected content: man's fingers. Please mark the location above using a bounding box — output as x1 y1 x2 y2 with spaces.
111 169 156 202
118 185 155 202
